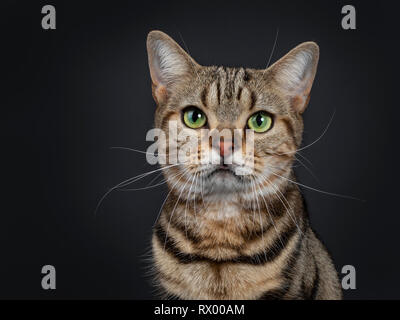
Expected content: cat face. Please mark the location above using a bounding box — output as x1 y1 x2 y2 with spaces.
146 31 319 205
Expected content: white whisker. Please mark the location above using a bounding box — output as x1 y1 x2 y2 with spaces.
267 168 363 201
278 110 336 156
95 163 180 216
153 167 190 228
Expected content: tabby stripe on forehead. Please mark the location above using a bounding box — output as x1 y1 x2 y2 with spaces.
237 87 243 101
206 81 220 107
225 69 238 99
243 69 251 82
238 86 257 110
249 90 257 110
155 220 298 265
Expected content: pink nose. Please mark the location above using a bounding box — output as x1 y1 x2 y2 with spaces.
219 140 233 157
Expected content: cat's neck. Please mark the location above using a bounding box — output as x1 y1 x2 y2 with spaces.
160 180 305 254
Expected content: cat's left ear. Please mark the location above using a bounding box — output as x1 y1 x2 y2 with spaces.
267 42 319 114
146 30 199 104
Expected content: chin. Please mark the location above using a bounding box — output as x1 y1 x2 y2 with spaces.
204 171 243 195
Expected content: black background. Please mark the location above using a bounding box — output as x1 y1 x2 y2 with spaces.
0 0 398 299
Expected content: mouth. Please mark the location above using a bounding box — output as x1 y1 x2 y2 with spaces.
207 165 236 179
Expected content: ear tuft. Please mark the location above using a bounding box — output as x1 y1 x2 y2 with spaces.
268 42 319 113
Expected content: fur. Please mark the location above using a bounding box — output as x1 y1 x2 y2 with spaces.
146 30 342 300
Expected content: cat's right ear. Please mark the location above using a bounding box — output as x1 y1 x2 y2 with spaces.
267 42 319 114
146 30 199 104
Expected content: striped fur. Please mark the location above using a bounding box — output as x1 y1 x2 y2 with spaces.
146 31 342 300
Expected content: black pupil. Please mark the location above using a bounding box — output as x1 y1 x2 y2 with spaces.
256 113 264 126
192 110 201 122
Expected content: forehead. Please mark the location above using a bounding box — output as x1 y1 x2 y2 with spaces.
177 66 287 122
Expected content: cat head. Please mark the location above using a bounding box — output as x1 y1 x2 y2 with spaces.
146 30 319 204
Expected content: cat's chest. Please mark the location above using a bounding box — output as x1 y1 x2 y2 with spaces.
195 203 248 248
155 201 286 299
178 261 281 299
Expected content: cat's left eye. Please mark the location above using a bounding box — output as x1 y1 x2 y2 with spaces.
182 106 207 129
247 111 273 133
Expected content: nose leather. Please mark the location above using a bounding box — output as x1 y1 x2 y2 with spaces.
219 140 233 157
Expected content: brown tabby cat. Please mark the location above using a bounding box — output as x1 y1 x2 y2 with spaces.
146 30 342 300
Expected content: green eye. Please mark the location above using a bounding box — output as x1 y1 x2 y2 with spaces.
247 111 273 133
183 107 207 129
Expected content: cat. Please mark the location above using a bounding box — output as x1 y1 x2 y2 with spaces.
146 30 342 300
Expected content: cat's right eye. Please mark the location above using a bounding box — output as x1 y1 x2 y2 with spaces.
182 106 207 129
247 111 273 133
